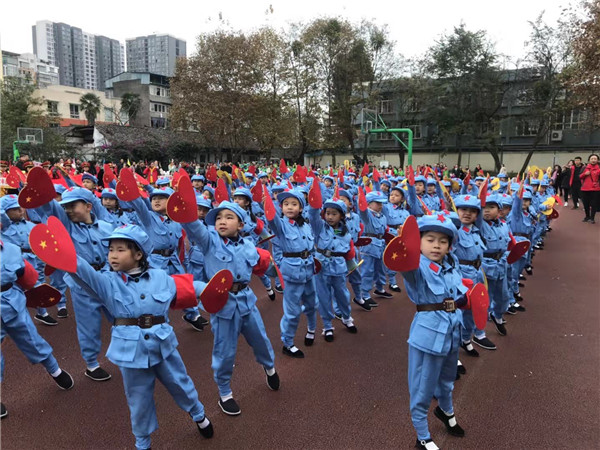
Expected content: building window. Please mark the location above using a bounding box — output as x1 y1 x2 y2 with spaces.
69 104 80 119
567 109 587 130
47 101 59 116
408 125 422 139
515 118 539 136
378 100 394 114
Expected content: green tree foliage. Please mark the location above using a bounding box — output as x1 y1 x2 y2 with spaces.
80 93 102 126
120 93 141 124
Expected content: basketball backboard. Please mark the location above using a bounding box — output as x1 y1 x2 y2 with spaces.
17 128 43 144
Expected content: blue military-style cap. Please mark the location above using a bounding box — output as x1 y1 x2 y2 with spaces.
338 189 352 201
59 187 95 205
426 178 437 185
498 173 508 179
232 187 252 201
540 179 549 187
54 184 67 195
454 194 481 211
101 188 118 200
380 179 391 187
102 224 153 257
156 177 171 186
191 174 205 182
271 183 286 193
244 172 255 179
1 194 20 210
196 195 212 209
277 189 306 208
82 173 98 184
366 191 388 203
414 175 427 183
417 214 458 244
323 175 335 183
149 187 174 198
485 194 502 207
475 176 486 182
500 193 513 207
205 201 246 226
323 199 347 214
390 185 406 195
257 172 268 179
522 191 533 200
202 185 215 196
530 179 540 185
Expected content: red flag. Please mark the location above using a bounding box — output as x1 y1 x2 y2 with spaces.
294 165 307 184
407 165 415 186
361 162 369 177
248 165 257 176
338 169 344 185
464 171 471 186
372 168 380 183
215 178 230 203
251 181 263 203
358 187 368 211
279 159 289 174
329 167 334 177
479 176 489 207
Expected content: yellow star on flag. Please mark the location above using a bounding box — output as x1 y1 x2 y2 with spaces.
40 240 47 249
392 252 398 260
26 197 32 202
174 206 179 212
221 277 226 284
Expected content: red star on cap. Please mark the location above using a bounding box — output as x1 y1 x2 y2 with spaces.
437 214 446 222
464 195 471 200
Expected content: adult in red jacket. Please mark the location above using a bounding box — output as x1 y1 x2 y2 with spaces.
580 154 600 224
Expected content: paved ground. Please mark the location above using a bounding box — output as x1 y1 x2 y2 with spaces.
1 205 599 449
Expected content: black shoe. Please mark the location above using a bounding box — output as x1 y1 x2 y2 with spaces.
1 403 7 419
591 220 596 224
457 362 466 375
546 227 552 232
373 289 393 298
323 329 334 342
282 345 304 358
514 293 524 302
266 289 276 301
85 367 111 381
343 322 358 334
460 341 479 357
52 370 74 390
525 266 533 275
519 274 526 281
218 398 241 416
365 298 379 308
514 303 526 312
183 315 205 332
518 282 525 288
415 438 439 449
34 314 58 326
333 312 343 320
472 336 496 350
57 308 69 319
506 305 518 315
434 406 465 437
304 331 315 347
352 298 371 311
265 369 280 391
199 315 209 326
582 217 590 222
455 371 461 381
196 417 214 438
490 314 507 336
389 284 402 292
274 285 283 294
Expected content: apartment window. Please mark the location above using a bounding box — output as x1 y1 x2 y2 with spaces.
47 101 59 116
378 100 394 114
515 118 539 136
567 109 587 130
69 104 80 119
408 125 422 139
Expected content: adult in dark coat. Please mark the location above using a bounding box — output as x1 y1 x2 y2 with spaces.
570 157 584 209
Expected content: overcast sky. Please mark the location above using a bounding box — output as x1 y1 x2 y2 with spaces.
1 0 569 62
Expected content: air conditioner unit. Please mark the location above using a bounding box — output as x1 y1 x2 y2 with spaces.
551 130 563 142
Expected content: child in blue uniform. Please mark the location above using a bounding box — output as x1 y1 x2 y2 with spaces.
65 225 214 449
184 196 212 282
266 190 318 358
338 190 364 308
1 195 58 325
180 201 280 416
399 215 468 450
29 187 115 381
1 241 74 418
383 186 410 292
309 199 356 342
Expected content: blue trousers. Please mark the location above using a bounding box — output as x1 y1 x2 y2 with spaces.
315 273 351 330
408 345 458 441
120 349 205 450
460 309 486 341
71 290 113 368
280 278 317 347
49 269 68 309
348 256 363 300
259 274 272 290
360 254 385 298
211 306 275 397
1 308 59 381
488 277 509 320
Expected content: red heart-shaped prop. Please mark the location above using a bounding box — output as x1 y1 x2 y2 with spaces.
308 180 322 209
215 178 230 204
9 165 27 183
507 239 530 264
251 181 263 204
201 269 234 314
314 258 322 274
26 283 62 308
166 175 197 223
263 184 276 221
358 187 368 212
383 215 420 272
134 172 149 186
550 208 559 219
29 216 77 273
18 167 56 208
5 173 20 188
355 237 372 247
467 283 490 330
116 168 140 202
70 173 83 187
103 164 116 186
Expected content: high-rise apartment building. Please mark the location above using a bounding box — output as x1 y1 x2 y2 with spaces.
32 20 124 90
126 34 186 77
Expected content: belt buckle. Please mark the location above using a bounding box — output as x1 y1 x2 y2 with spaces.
139 314 153 328
443 299 456 313
301 250 309 258
474 259 481 270
231 283 240 294
324 249 332 257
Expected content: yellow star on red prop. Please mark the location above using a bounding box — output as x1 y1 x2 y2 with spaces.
40 240 47 249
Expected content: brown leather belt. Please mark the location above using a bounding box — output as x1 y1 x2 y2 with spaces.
114 315 166 329
283 250 311 259
459 258 481 270
230 282 248 294
416 299 456 313
1 283 13 292
513 233 531 238
484 251 504 260
317 248 346 257
152 249 175 257
364 233 384 239
21 249 33 254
